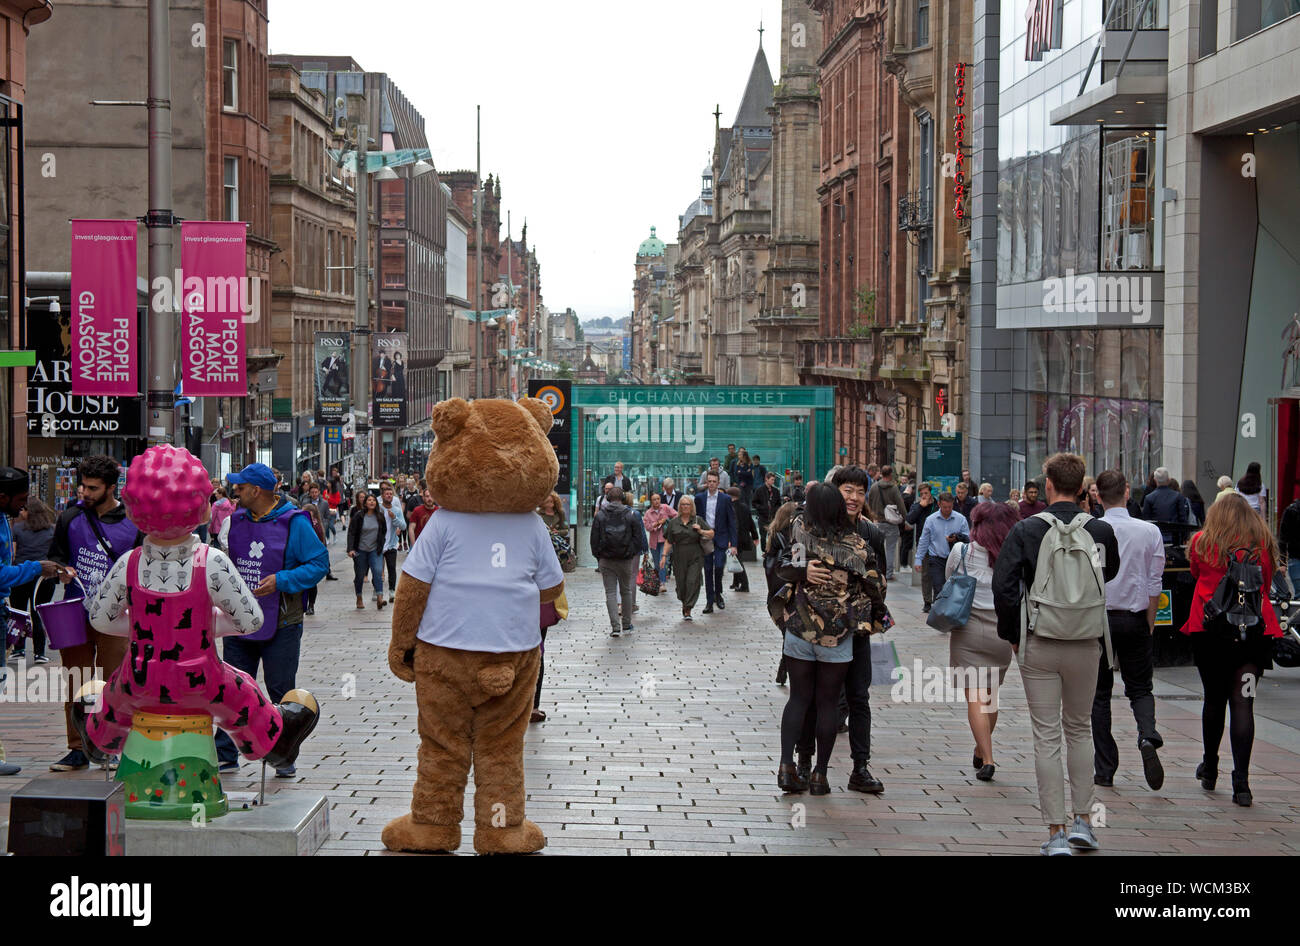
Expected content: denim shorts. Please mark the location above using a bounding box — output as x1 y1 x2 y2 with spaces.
783 630 854 663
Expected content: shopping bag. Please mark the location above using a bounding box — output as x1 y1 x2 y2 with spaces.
725 549 744 574
869 635 901 686
637 554 661 596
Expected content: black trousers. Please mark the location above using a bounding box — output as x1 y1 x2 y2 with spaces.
797 633 872 763
384 548 399 592
1091 610 1162 779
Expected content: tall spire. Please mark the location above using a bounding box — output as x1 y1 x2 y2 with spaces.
733 44 775 128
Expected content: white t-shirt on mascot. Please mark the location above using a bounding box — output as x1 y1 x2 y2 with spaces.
402 510 565 653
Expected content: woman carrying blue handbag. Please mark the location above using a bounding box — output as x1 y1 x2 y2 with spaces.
937 502 1019 782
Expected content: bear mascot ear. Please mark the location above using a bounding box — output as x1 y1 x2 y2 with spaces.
518 397 553 436
431 398 472 442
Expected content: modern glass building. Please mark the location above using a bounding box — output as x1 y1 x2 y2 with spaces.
972 0 1169 493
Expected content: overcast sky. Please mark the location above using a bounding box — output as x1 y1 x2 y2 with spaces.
271 0 785 321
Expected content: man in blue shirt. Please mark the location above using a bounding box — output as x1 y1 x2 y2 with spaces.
913 492 970 609
216 463 329 776
695 471 736 613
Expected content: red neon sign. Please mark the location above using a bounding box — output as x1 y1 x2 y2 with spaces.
953 63 967 221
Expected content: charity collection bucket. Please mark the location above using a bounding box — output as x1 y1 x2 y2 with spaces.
36 580 90 650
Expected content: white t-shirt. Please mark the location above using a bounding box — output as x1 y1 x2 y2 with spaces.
401 509 564 653
946 542 996 612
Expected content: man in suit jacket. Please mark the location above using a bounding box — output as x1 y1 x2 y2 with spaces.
695 469 737 613
602 461 632 493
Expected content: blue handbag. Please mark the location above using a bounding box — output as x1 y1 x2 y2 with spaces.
926 543 977 633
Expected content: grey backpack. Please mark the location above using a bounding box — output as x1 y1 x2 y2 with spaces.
1023 512 1113 665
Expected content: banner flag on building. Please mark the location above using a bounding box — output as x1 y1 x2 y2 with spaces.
371 331 408 428
69 219 138 396
314 331 350 425
180 221 248 396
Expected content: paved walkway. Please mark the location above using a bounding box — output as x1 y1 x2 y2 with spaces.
4 540 1300 855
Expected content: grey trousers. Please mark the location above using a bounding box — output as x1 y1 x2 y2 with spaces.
877 521 900 578
1020 635 1100 826
599 557 638 631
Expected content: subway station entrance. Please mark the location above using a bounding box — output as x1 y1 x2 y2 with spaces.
570 385 834 532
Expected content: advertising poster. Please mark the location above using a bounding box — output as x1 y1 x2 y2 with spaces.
314 331 350 425
180 221 248 396
69 219 138 396
28 303 141 438
371 332 408 428
529 379 571 494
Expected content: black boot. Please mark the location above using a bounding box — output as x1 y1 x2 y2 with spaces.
1196 757 1218 791
847 760 884 794
777 763 808 794
795 753 812 783
1231 770 1252 807
808 770 831 795
262 689 321 771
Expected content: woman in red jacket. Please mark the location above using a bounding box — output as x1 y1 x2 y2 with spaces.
1181 493 1283 807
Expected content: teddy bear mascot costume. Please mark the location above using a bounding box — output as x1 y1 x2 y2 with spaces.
71 445 320 794
382 397 565 854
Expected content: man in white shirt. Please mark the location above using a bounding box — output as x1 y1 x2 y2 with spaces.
1093 469 1165 791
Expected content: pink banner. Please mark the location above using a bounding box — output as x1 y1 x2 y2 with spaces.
181 221 248 396
70 219 138 396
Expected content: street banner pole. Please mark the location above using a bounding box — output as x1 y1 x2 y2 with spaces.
145 0 176 445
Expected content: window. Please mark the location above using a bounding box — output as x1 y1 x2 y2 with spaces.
916 112 933 321
1101 130 1157 271
916 0 930 45
222 40 238 111
223 157 239 221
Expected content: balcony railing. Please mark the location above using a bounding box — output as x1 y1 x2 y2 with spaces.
898 193 932 233
798 337 875 376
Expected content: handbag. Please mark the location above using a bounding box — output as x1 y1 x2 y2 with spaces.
926 543 977 633
884 504 903 525
725 549 744 574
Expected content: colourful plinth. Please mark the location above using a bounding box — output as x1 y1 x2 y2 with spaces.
116 711 229 821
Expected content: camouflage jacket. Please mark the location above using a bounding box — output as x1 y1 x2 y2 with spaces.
767 517 890 646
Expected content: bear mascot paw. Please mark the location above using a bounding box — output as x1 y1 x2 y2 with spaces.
382 397 564 855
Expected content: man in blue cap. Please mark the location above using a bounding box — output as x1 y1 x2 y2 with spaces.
215 462 329 777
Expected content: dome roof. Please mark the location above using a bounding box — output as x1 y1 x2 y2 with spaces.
681 197 710 229
637 226 665 257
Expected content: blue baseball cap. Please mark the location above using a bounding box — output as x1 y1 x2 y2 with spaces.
227 463 277 491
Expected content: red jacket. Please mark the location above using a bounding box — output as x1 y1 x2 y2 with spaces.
1180 537 1282 637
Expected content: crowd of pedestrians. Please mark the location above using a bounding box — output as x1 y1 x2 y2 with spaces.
2 438 1295 858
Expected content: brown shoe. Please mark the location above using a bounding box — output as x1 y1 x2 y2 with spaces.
376 596 386 609
356 596 364 610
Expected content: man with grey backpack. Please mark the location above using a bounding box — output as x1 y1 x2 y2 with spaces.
992 453 1120 856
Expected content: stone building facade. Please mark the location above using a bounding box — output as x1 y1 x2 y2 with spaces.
267 62 359 476
758 0 824 386
710 43 774 386
800 0 912 468
881 0 971 471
